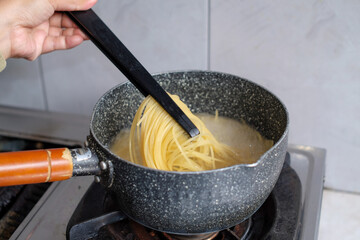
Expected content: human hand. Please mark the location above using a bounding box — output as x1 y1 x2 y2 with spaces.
0 0 97 61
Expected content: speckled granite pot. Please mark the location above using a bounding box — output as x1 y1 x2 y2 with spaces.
88 71 289 234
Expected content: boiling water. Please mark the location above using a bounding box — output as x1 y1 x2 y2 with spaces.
110 114 273 168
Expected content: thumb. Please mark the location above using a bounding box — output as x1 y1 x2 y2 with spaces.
49 0 97 11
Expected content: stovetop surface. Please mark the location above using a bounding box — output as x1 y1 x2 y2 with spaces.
9 144 325 240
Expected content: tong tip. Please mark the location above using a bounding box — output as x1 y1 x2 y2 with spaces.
188 127 200 138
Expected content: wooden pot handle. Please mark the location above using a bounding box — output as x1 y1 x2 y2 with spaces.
0 148 73 187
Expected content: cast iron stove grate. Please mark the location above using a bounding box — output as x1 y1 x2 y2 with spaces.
67 153 302 240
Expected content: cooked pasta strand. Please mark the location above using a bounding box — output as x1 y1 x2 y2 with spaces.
128 94 247 171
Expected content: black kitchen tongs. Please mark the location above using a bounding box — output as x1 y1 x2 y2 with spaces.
66 10 199 138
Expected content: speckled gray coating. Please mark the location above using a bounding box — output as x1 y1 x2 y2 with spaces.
88 71 289 234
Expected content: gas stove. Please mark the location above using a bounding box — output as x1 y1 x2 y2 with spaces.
65 153 302 240
0 105 325 240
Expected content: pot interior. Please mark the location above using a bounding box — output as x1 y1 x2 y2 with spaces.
91 71 288 151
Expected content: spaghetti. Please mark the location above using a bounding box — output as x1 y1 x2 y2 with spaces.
126 94 260 171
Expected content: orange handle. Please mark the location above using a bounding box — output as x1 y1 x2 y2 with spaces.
0 148 73 187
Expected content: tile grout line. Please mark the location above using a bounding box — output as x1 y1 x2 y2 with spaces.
206 0 211 71
324 187 360 196
38 57 49 111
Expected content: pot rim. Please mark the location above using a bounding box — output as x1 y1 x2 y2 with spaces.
89 70 289 175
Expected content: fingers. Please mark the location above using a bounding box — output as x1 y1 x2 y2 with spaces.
49 13 88 38
49 12 77 28
49 0 97 11
48 26 88 39
42 12 89 55
42 35 84 54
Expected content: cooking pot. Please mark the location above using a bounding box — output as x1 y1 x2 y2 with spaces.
0 71 288 234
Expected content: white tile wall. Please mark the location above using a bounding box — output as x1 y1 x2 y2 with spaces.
1 0 359 193
210 0 360 192
319 190 360 240
0 59 45 110
40 0 208 116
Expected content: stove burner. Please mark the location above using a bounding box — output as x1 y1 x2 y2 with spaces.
103 219 252 240
67 154 302 240
226 219 251 240
168 231 219 240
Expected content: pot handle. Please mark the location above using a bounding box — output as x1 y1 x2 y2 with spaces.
0 148 100 187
